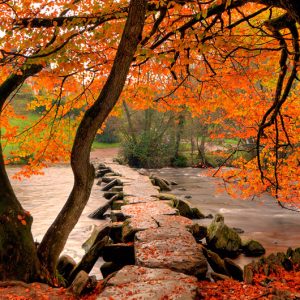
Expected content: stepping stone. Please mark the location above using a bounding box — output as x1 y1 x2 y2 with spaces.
97 265 199 300
135 227 208 278
124 195 157 204
121 201 177 218
122 216 158 242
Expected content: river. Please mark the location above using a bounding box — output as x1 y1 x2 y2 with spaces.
6 155 300 276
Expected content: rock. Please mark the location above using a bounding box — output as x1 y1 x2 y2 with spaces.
67 271 89 297
150 176 172 191
111 186 123 192
135 227 208 279
291 248 300 265
244 263 254 284
96 179 102 186
206 214 241 257
282 258 293 271
242 240 265 257
109 222 123 243
100 262 124 278
102 179 122 191
184 195 192 199
57 254 76 283
111 200 124 210
202 249 228 275
103 243 135 265
103 191 118 199
110 210 126 222
121 201 178 218
170 198 194 218
205 214 213 219
70 236 109 282
233 227 245 234
102 177 116 183
211 272 231 282
191 207 205 219
224 258 243 281
82 222 111 252
122 216 158 242
156 193 177 200
88 196 118 219
191 224 207 241
96 168 112 178
98 266 199 300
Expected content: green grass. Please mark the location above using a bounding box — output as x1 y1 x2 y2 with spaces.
91 141 120 150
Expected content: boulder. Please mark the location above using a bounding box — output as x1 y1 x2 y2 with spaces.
103 243 135 265
156 193 177 200
170 198 194 218
100 262 124 279
109 222 123 243
242 240 265 257
191 207 205 219
111 200 124 210
82 222 111 252
135 227 208 279
110 210 126 222
98 266 199 300
191 223 207 241
57 254 76 283
211 272 231 282
224 258 243 281
202 249 228 275
206 214 241 257
67 271 89 297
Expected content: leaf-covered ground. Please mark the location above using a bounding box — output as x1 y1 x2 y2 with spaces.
0 268 299 299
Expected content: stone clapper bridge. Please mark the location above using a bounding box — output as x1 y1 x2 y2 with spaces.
76 162 208 299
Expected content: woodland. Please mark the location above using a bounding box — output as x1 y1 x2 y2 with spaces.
0 0 299 297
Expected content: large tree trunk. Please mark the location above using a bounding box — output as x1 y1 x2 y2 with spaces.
0 66 42 281
37 0 147 277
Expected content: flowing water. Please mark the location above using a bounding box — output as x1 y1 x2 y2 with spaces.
6 156 300 276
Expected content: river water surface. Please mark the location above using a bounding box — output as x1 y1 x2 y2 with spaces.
6 155 300 276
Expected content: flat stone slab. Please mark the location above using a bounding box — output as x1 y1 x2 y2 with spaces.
153 214 194 229
97 265 199 300
121 201 177 218
135 227 207 278
122 216 158 242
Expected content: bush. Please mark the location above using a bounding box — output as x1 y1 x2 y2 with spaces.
121 133 173 168
171 154 188 167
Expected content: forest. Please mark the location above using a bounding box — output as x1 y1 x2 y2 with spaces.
0 0 299 299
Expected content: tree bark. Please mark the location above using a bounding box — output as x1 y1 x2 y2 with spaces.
37 0 147 277
0 65 43 282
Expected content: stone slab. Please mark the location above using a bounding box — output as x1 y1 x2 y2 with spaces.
121 201 177 218
135 227 207 278
97 265 199 300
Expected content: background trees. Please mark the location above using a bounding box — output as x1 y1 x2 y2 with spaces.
0 0 299 283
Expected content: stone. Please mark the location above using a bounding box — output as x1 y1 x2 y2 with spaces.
121 201 178 218
82 222 111 252
206 214 242 257
291 248 300 265
100 262 124 279
67 270 89 296
202 249 228 275
103 243 135 265
96 179 102 186
184 195 192 199
122 216 158 242
111 186 123 192
135 227 208 279
191 207 205 219
109 222 123 243
242 240 265 257
156 193 177 200
110 210 126 222
150 176 172 191
97 265 199 300
170 198 194 218
111 200 124 210
211 272 231 282
224 258 243 281
102 179 122 191
57 254 76 282
244 263 254 284
192 224 207 241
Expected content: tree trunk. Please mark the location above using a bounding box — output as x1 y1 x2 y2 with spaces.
0 65 43 282
37 0 147 277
